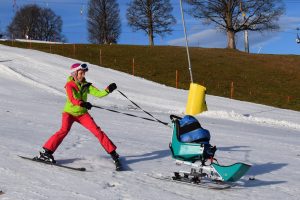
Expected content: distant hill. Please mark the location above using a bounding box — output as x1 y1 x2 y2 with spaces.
1 41 299 111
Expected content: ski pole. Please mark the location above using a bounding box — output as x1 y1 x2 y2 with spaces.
116 90 170 127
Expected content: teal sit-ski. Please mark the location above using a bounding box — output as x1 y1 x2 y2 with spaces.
168 115 251 185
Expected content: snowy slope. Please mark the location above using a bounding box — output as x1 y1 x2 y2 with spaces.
0 44 299 200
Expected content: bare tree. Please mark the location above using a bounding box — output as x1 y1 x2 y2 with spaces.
87 0 121 44
36 8 63 42
127 0 176 46
7 4 64 42
184 0 285 49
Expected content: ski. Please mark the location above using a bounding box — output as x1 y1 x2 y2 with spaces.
147 173 234 190
18 155 86 171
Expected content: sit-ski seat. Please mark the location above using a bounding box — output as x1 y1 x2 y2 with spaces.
169 115 215 163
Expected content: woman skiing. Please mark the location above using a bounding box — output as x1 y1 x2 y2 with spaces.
36 63 121 170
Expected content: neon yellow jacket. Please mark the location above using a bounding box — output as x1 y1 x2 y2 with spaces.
63 76 109 116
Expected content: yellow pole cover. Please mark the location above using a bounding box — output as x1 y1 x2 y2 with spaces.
185 83 208 115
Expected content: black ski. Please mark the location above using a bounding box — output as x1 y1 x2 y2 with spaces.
147 173 233 190
18 155 86 171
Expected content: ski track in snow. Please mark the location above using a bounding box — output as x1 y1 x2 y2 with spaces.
0 63 64 96
0 44 300 200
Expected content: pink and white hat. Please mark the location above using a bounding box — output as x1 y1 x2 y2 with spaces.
70 63 88 76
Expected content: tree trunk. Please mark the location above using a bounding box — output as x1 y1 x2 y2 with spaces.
147 1 154 46
148 31 154 46
226 30 236 49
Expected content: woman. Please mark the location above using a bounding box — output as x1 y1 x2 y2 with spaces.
36 63 121 170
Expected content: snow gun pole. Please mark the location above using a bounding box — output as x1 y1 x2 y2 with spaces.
116 90 170 127
180 0 193 83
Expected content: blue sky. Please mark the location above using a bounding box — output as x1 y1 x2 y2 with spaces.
0 0 300 55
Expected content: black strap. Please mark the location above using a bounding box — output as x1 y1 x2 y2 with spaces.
170 115 182 121
179 122 201 135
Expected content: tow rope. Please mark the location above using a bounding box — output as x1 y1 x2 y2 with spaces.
92 90 170 127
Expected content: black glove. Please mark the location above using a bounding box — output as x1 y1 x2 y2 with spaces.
80 101 92 110
106 83 117 93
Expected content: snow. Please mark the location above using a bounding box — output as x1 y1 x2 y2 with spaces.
15 39 65 44
0 44 300 200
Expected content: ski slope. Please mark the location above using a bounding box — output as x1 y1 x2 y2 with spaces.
0 44 299 200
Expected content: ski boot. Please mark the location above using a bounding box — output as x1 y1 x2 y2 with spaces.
34 148 56 164
110 150 122 171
